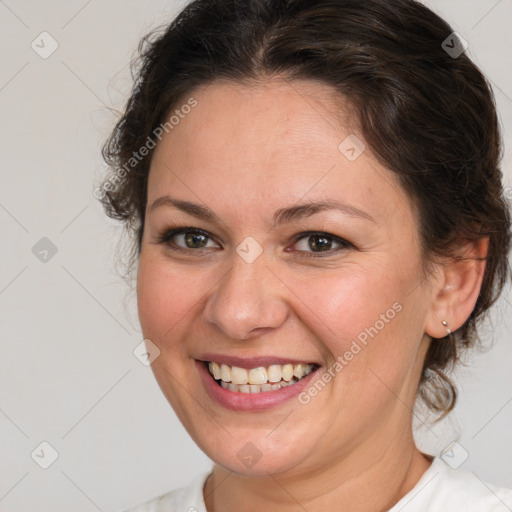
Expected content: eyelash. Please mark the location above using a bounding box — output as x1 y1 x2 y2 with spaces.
154 225 354 258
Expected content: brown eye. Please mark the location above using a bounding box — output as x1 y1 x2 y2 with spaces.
158 228 220 250
182 231 209 248
291 232 352 257
307 234 335 252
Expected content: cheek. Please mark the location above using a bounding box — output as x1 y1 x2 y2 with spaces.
287 263 405 350
136 254 207 416
289 261 424 391
137 254 203 341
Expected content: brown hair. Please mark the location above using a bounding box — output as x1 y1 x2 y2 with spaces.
100 0 511 418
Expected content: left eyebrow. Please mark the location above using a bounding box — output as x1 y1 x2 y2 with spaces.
270 199 376 228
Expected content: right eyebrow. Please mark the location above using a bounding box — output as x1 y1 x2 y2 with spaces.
148 196 220 222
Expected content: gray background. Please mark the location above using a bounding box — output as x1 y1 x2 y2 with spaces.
0 1 511 511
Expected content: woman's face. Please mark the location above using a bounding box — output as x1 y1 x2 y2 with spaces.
137 79 436 476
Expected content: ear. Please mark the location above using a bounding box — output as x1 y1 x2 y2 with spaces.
425 237 489 338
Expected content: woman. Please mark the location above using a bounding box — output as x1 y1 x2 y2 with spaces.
99 0 512 510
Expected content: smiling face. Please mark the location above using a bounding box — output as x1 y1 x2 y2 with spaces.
137 79 437 477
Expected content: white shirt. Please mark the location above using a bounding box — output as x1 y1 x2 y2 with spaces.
124 457 512 511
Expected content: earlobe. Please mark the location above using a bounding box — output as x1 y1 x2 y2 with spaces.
425 237 489 339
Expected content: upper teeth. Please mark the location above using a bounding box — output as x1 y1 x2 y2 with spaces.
208 362 315 385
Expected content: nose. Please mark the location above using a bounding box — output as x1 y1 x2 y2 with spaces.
203 252 289 340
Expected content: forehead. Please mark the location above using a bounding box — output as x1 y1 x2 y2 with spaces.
148 79 410 227
165 79 353 166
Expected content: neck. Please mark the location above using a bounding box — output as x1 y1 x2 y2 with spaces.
203 430 432 512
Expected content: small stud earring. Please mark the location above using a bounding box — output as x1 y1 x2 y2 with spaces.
442 320 451 334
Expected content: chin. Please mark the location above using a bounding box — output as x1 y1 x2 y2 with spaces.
213 448 306 477
191 427 314 477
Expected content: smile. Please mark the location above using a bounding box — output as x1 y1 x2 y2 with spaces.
207 361 317 393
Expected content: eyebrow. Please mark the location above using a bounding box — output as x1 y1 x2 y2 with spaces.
148 195 375 228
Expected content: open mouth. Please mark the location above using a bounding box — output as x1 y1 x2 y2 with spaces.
206 361 319 393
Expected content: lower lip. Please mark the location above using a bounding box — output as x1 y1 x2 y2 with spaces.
196 361 320 412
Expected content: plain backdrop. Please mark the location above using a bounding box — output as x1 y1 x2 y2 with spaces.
0 1 511 511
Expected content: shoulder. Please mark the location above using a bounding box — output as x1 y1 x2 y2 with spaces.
123 471 211 512
390 457 512 512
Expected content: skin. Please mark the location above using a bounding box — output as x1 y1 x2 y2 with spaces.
137 79 487 511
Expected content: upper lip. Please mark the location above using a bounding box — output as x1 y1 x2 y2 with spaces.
196 353 320 369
